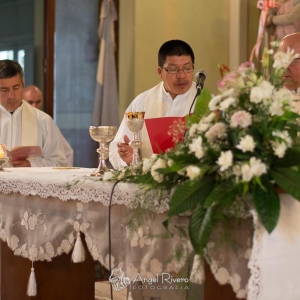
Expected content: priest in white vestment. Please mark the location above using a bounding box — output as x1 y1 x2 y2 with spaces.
23 85 74 167
109 40 198 170
0 59 67 167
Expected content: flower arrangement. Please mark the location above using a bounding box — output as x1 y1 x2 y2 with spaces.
105 45 300 255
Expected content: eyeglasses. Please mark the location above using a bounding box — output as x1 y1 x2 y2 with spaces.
162 66 194 74
290 58 300 67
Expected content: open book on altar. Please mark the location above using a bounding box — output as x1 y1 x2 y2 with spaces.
144 116 187 154
9 146 42 161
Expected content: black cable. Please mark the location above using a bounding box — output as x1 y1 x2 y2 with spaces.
108 180 120 300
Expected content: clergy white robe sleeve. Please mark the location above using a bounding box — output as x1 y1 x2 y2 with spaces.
0 104 68 167
28 112 68 167
109 83 193 170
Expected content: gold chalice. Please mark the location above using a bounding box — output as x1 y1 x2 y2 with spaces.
89 126 117 176
125 112 145 167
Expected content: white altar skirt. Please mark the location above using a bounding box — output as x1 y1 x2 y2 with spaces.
248 194 300 300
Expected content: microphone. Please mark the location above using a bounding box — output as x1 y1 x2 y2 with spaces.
195 69 207 92
188 69 207 115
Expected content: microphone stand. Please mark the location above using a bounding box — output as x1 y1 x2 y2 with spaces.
183 85 203 141
188 84 203 115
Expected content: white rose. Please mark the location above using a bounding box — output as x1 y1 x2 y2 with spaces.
142 158 154 173
167 159 174 167
151 158 167 183
186 165 201 180
102 171 114 181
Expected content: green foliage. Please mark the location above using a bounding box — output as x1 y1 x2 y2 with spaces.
252 176 280 233
102 47 300 255
169 175 215 216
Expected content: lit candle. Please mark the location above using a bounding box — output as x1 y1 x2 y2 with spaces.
0 150 4 158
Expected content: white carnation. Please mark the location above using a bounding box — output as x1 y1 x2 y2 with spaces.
202 112 216 123
240 157 267 182
216 150 233 172
241 164 253 182
271 141 287 158
272 130 292 147
269 100 284 116
250 80 273 103
205 122 227 142
189 136 205 159
209 95 222 111
189 123 198 137
197 122 210 132
219 96 237 111
249 157 267 177
236 135 256 152
222 88 235 98
230 111 252 128
273 88 292 105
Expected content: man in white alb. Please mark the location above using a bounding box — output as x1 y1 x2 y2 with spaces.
23 84 74 167
0 59 67 167
109 40 198 170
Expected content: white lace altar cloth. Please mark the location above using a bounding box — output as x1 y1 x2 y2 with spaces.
248 194 300 300
0 167 252 299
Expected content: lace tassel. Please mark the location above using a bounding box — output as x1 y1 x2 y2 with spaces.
72 232 85 263
27 266 37 297
189 254 205 284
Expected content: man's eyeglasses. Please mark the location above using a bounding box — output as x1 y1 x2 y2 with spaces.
162 66 194 74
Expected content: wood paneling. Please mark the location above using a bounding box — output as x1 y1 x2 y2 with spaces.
43 0 55 118
1 234 95 300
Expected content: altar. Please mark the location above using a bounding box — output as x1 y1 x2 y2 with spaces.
0 167 194 299
0 167 297 300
